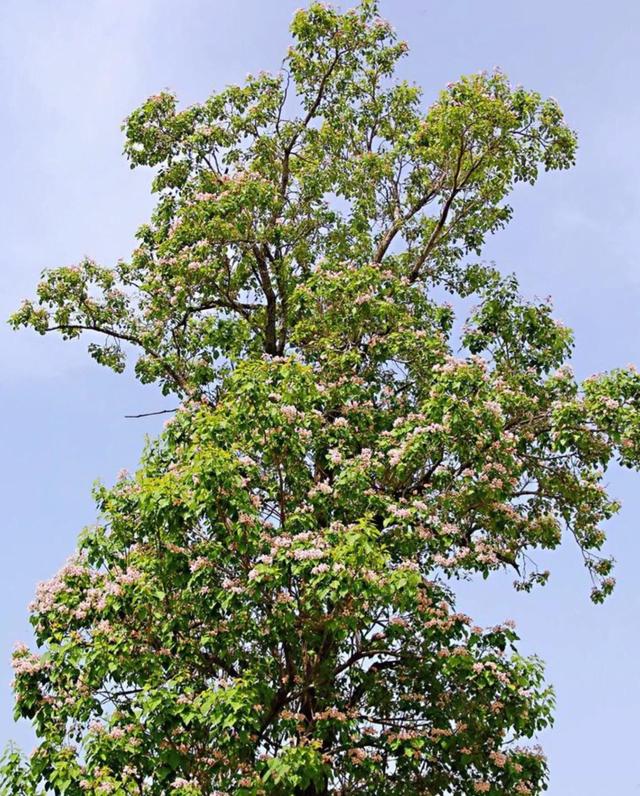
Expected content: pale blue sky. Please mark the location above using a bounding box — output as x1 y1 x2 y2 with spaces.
1 1 639 792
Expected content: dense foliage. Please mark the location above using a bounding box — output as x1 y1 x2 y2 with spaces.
4 2 640 794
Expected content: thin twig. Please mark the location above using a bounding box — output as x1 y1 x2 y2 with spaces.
124 408 178 419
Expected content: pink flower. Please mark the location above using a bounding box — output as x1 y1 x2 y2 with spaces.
490 750 507 767
293 547 325 561
281 405 298 421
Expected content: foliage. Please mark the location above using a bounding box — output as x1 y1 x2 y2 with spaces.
4 2 640 794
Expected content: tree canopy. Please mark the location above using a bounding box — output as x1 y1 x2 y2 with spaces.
4 2 640 794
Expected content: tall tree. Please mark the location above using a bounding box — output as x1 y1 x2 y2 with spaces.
4 2 640 794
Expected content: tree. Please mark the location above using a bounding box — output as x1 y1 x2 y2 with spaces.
3 2 640 794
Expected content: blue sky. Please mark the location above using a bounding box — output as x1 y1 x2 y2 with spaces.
1 1 639 792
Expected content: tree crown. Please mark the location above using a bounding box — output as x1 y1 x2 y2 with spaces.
4 3 640 795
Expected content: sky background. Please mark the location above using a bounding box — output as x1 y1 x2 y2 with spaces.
1 1 639 792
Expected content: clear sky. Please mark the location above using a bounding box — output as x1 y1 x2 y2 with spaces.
1 1 639 792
